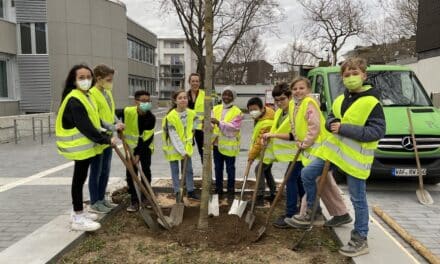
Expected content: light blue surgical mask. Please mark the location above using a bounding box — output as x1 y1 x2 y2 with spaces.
139 102 152 112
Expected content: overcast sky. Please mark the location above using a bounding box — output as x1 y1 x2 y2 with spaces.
120 0 382 64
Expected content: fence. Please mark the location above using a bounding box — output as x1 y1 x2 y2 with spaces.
0 113 55 144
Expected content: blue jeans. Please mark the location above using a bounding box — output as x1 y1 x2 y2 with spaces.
347 174 369 238
89 147 112 205
302 157 369 238
285 161 305 217
213 146 236 192
170 157 194 193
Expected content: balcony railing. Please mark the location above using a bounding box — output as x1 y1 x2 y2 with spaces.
160 72 185 78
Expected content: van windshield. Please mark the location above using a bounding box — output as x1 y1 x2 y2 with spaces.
328 71 432 106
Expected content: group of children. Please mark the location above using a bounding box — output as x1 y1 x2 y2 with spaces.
56 56 384 257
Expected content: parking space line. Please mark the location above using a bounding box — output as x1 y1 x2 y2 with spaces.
0 130 164 193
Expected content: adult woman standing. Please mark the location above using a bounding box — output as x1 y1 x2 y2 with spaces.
55 64 116 231
186 73 205 162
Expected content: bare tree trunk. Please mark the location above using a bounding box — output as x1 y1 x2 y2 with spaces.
198 0 213 229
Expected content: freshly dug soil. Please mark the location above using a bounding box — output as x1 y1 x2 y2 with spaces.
158 206 258 251
59 190 351 264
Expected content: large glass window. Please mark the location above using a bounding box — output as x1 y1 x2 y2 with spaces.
328 71 432 106
35 23 47 54
128 75 156 96
0 61 7 97
20 23 32 54
127 38 155 64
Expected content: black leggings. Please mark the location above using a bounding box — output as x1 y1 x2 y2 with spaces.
126 148 152 204
72 158 93 212
194 129 204 162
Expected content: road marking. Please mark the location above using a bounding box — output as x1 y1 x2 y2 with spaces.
0 130 164 193
370 215 421 264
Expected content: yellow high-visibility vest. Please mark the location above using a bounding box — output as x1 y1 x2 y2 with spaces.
263 107 297 164
123 106 154 153
321 94 380 180
193 89 205 130
162 109 195 161
292 96 330 166
212 104 242 157
89 86 116 151
55 89 103 160
251 118 273 160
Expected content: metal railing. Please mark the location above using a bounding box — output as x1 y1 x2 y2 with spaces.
0 115 55 145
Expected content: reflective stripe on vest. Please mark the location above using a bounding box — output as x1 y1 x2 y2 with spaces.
123 106 155 152
194 89 205 130
263 108 296 164
321 93 379 179
55 89 101 160
292 96 330 166
162 109 195 161
212 104 242 157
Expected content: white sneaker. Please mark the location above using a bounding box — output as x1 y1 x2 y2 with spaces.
70 211 99 222
71 214 101 232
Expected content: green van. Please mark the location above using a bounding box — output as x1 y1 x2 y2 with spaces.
307 65 440 184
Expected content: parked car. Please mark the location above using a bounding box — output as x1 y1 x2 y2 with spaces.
307 65 440 184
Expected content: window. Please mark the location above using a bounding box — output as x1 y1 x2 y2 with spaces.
127 38 155 64
20 23 32 54
0 0 4 19
19 23 47 54
35 23 47 54
170 55 181 65
0 61 7 97
128 75 156 96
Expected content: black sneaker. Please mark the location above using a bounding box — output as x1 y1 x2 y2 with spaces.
272 215 291 229
339 231 369 257
324 213 353 227
187 191 200 200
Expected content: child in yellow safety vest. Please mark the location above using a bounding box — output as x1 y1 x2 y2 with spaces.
262 83 304 227
211 87 243 199
121 90 156 212
294 57 386 257
162 89 200 201
246 97 276 204
281 77 352 229
88 64 123 214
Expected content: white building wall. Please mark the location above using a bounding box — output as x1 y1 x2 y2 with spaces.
406 56 440 95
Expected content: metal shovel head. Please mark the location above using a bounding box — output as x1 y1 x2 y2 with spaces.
169 203 184 226
228 200 248 218
416 188 434 205
208 194 219 216
138 208 159 231
157 215 174 228
254 225 266 242
245 211 255 230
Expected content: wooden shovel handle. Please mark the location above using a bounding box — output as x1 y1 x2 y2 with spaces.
407 108 424 189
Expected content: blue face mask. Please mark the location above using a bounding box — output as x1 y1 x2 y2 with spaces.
139 102 152 112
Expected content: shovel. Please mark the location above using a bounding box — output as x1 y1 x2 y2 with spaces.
169 155 189 226
407 108 434 205
292 160 331 251
256 150 302 241
228 160 252 217
245 145 267 230
208 154 220 217
117 135 172 230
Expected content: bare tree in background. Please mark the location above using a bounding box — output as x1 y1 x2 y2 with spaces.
160 0 282 86
379 0 418 38
218 29 267 84
298 0 367 65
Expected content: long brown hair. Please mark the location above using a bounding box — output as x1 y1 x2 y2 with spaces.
167 89 186 114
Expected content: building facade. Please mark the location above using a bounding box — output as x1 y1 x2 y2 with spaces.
157 37 197 99
0 0 157 116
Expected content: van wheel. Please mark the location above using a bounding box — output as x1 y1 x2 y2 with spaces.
425 178 440 185
333 169 346 184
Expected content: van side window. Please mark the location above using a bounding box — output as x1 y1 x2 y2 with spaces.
308 76 314 89
316 75 324 95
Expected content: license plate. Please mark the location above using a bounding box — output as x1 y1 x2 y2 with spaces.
392 168 427 177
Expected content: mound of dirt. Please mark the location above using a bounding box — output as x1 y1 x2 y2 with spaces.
159 206 258 251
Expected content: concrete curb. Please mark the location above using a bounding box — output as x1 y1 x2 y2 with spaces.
0 203 124 264
321 189 422 264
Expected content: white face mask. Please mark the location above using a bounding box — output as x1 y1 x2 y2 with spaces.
77 79 92 91
249 110 262 119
